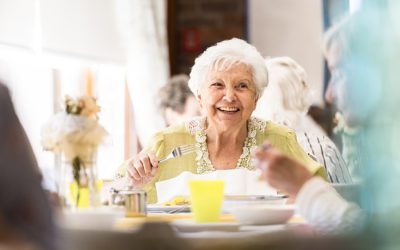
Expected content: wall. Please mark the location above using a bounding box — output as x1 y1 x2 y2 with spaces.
249 0 324 104
0 0 35 48
0 0 126 180
0 0 125 63
170 0 246 75
41 0 125 63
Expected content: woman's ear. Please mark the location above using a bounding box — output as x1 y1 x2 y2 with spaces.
196 93 203 109
254 92 260 106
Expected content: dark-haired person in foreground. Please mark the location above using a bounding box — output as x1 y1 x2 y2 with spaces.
0 82 56 249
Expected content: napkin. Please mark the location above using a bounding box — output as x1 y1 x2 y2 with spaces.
156 168 277 204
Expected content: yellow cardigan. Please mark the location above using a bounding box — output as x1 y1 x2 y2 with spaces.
117 117 326 203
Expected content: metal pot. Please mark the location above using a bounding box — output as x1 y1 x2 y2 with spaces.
109 186 147 217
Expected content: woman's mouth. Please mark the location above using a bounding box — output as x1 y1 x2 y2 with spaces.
217 107 240 113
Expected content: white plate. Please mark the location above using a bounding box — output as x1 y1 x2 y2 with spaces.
170 219 240 232
222 195 288 213
147 204 191 213
230 204 295 225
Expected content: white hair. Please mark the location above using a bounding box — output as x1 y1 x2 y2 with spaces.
188 38 268 99
262 57 313 125
322 15 352 58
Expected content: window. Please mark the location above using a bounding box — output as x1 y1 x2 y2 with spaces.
0 0 131 188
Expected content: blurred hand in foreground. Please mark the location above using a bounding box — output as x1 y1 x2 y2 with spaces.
253 142 313 198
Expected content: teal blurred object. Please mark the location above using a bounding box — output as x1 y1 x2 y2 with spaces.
343 1 400 248
351 4 400 212
331 183 362 206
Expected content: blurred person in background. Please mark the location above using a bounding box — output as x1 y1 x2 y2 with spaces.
0 82 56 249
158 74 201 126
114 38 326 203
254 57 326 137
255 56 352 183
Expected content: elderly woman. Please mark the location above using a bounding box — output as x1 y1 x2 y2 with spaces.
116 38 325 203
254 57 326 136
254 56 352 183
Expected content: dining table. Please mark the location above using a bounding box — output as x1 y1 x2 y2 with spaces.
57 207 315 250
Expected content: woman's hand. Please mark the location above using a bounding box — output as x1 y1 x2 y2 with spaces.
253 142 313 198
125 152 159 187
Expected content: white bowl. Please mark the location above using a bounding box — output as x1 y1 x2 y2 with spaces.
230 204 295 225
222 195 288 213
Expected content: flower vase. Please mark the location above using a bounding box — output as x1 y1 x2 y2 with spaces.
61 150 102 209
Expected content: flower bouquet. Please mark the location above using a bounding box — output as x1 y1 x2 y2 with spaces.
41 95 108 208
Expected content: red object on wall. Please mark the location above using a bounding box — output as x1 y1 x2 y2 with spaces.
181 28 201 53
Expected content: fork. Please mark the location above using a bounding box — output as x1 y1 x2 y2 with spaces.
167 205 190 214
158 144 196 163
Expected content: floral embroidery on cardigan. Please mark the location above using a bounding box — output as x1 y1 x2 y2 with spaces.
186 117 267 174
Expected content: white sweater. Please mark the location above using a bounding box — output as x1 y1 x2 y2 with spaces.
296 177 364 234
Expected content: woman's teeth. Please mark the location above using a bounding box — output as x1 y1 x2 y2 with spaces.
217 107 239 112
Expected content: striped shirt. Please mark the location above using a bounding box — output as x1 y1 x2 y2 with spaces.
296 132 353 184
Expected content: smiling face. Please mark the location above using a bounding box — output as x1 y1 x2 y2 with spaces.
197 63 257 131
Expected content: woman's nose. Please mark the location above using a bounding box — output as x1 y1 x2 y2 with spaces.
223 87 237 102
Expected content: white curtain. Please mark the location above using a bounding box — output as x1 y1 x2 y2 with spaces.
115 0 169 147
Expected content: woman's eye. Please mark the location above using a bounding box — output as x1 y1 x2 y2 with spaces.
237 82 248 89
211 82 223 88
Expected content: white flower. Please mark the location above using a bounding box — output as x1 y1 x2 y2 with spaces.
41 96 108 161
79 96 101 117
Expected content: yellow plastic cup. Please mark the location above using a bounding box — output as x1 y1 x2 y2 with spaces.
189 180 224 223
